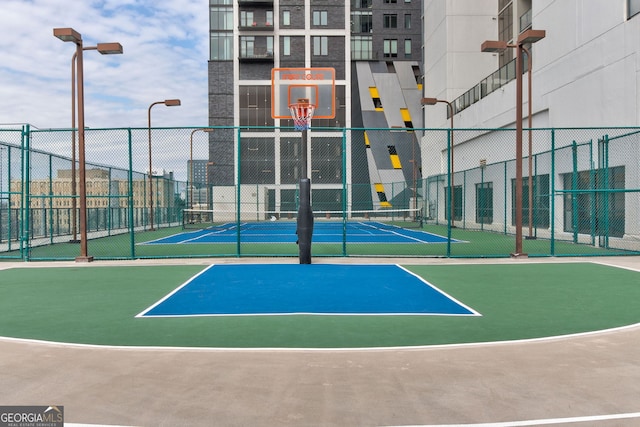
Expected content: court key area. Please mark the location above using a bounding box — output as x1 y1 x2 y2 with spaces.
137 264 478 317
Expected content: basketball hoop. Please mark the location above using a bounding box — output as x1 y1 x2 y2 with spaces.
289 98 315 131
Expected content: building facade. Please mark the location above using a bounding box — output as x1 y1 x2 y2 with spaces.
208 0 423 214
422 0 640 241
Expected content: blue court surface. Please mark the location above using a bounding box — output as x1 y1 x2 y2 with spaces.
143 221 460 245
137 264 478 317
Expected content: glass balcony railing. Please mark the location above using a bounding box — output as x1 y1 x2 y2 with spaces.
519 8 532 32
448 45 531 118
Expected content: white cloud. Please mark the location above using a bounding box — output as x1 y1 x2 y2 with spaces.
0 0 209 130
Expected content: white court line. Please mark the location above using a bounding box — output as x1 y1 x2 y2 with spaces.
401 411 640 426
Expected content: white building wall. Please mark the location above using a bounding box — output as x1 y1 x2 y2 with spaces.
422 0 496 178
422 0 640 242
427 0 640 134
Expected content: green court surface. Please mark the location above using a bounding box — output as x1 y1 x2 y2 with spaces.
0 262 639 348
14 223 632 261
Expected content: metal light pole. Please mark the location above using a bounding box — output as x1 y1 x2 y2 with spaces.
70 42 122 242
54 28 123 262
422 97 454 227
147 99 181 230
481 29 546 257
522 44 535 239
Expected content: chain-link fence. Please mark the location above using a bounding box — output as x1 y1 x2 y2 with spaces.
1 125 638 260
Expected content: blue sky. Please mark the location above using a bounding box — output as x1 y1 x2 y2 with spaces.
0 0 209 129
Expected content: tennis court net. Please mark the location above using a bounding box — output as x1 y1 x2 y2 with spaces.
182 208 423 231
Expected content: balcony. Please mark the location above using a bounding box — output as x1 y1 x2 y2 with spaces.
239 21 274 31
239 35 274 62
239 8 274 31
238 0 273 6
239 50 274 62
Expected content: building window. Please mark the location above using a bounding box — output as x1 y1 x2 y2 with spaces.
313 36 328 56
383 39 397 58
313 10 328 26
351 11 373 33
352 0 372 7
282 10 290 26
240 11 254 27
476 182 493 224
630 0 640 18
210 33 233 60
446 185 462 221
283 36 291 56
240 36 255 57
404 39 411 57
404 14 411 29
266 11 273 26
239 86 274 127
510 174 550 229
311 139 343 185
351 35 373 60
210 6 233 30
498 3 514 66
562 167 624 237
383 14 398 29
240 138 275 185
384 0 397 3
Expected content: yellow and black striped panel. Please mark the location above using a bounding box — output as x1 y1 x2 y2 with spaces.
400 108 414 130
369 87 383 111
374 183 392 207
387 145 402 169
364 131 371 148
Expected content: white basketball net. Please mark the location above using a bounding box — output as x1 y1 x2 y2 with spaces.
289 99 315 131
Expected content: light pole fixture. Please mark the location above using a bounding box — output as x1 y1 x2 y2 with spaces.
189 128 214 209
147 99 181 230
482 29 545 257
422 97 455 227
70 42 123 243
55 27 121 262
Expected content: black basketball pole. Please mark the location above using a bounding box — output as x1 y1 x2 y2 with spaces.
297 127 313 264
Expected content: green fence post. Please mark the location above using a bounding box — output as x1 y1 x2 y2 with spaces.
48 154 54 245
503 161 507 236
571 140 578 243
6 145 12 252
533 152 538 239
462 169 467 228
589 138 596 246
127 129 136 259
107 167 112 236
21 124 30 260
602 134 610 249
446 129 452 257
342 128 347 256
236 127 241 257
550 129 556 256
480 166 485 232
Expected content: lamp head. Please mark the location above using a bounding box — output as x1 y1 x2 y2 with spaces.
96 42 123 55
164 99 181 107
421 97 439 106
481 40 508 53
53 28 82 44
517 29 546 45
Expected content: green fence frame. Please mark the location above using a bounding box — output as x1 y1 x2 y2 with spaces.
1 125 639 261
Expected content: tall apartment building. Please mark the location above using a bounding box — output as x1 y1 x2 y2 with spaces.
208 0 423 213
